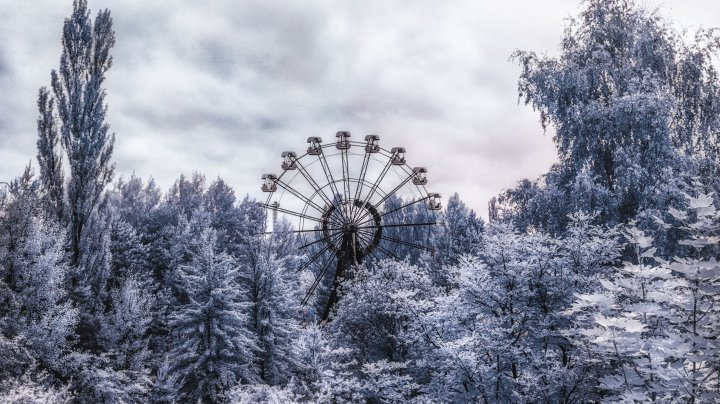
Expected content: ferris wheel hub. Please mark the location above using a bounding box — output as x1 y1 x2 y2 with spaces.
321 198 382 259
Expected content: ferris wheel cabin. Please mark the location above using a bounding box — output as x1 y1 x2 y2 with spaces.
390 147 406 165
364 135 380 153
306 137 322 155
428 193 442 210
335 131 351 150
281 151 297 171
261 173 277 192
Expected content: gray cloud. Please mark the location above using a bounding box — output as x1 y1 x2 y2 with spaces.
1 0 717 217
0 50 7 76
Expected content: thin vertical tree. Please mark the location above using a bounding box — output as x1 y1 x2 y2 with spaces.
47 0 115 265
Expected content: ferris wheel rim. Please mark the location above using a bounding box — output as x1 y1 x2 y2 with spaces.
265 144 432 230
259 133 441 318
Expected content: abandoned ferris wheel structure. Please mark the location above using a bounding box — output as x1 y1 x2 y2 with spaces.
260 132 442 320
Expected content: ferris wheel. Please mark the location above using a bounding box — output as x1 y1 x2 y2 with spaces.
260 131 441 320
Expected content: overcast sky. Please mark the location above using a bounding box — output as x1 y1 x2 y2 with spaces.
1 1 718 217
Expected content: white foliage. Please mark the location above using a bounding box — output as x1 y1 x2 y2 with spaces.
167 227 258 402
0 370 70 404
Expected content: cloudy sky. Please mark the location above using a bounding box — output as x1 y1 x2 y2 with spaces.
1 0 718 217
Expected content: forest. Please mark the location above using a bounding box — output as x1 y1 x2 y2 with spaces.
1 0 720 402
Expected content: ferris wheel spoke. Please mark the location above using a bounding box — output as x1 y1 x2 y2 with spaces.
354 228 383 255
340 147 352 219
357 149 397 216
364 221 437 229
372 172 415 209
349 152 371 222
264 226 342 235
296 242 337 273
365 247 383 264
328 208 345 229
274 177 326 214
299 229 343 250
301 254 336 305
372 242 403 261
380 235 435 253
260 203 325 223
353 225 375 247
317 150 349 225
294 159 334 207
355 195 432 227
354 173 416 224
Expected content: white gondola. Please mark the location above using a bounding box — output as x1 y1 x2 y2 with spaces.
391 147 406 165
281 151 297 170
307 137 322 155
364 134 380 153
412 167 427 185
261 174 277 192
427 193 442 210
336 131 351 150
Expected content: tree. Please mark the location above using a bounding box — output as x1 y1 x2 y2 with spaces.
0 167 41 310
0 369 70 404
98 276 154 374
11 217 78 372
226 384 299 403
436 193 484 266
422 215 622 402
166 173 206 220
106 174 162 233
36 87 64 222
660 192 720 401
498 0 720 232
240 233 302 385
568 191 720 401
167 227 258 402
0 167 81 399
47 0 116 265
320 260 436 402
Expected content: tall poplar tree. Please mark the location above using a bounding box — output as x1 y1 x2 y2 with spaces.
41 0 116 265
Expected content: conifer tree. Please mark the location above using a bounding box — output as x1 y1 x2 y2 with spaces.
241 232 301 385
168 227 258 402
0 168 77 374
438 193 484 265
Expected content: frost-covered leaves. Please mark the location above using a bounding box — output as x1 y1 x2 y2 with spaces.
0 172 77 375
0 170 74 396
568 191 720 401
47 0 116 266
226 383 301 404
240 234 302 385
64 351 152 403
435 193 484 266
98 277 154 371
0 369 71 404
294 213 626 403
319 261 436 402
422 214 621 402
11 218 77 369
499 0 720 232
35 86 64 223
167 228 258 402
